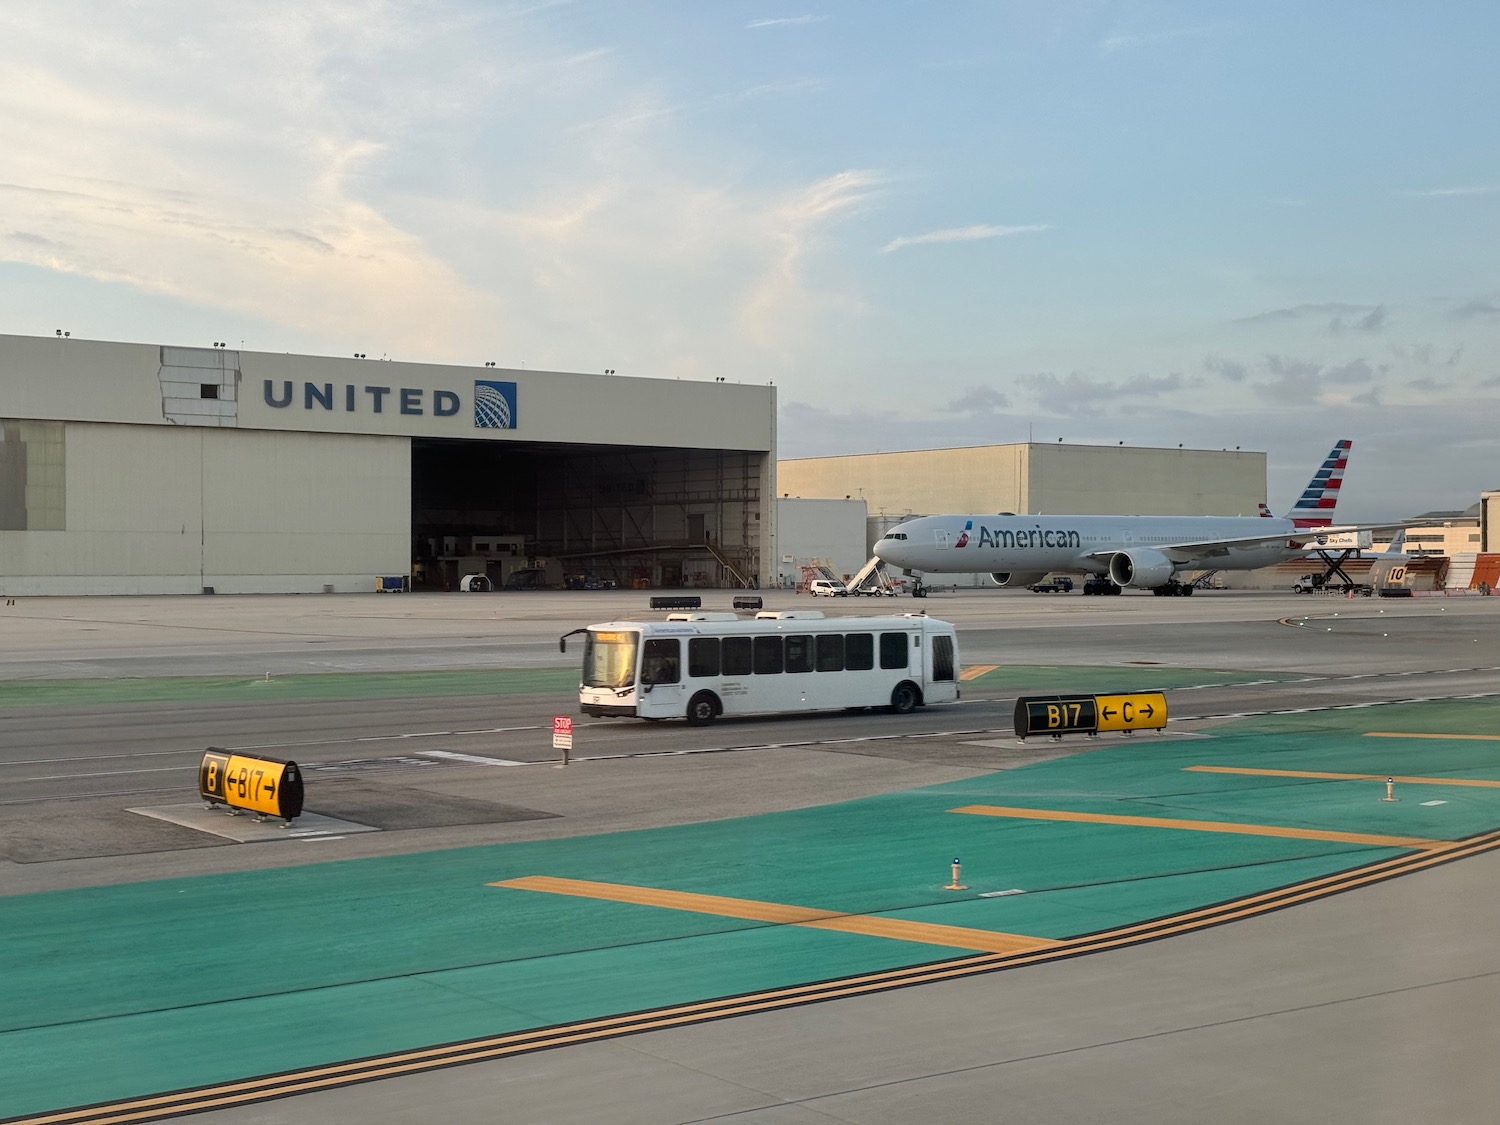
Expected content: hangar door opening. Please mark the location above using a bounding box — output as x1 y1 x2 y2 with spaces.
411 439 765 591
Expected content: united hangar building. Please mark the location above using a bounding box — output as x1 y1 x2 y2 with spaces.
0 333 776 595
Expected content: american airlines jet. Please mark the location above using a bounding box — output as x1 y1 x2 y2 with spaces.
873 440 1379 596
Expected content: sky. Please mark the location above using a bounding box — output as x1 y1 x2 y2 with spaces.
2 1 1498 521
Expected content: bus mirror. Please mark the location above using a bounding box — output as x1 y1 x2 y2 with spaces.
559 638 567 653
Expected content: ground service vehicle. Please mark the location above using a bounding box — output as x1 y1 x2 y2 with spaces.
563 611 960 725
808 579 848 597
1029 576 1074 593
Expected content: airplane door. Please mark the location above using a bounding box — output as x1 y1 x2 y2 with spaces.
934 529 950 550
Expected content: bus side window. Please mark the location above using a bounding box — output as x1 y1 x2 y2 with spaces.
815 633 844 672
688 636 720 678
723 636 752 676
845 633 874 671
753 635 784 675
642 638 681 684
931 634 955 681
784 634 813 673
878 632 909 670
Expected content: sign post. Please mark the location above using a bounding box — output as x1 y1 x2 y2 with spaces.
552 715 574 768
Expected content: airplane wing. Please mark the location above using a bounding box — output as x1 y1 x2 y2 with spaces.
1084 523 1419 564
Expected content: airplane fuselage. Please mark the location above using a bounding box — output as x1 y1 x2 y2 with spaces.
875 513 1304 583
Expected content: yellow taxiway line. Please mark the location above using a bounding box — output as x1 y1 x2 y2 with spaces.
959 664 999 681
491 875 1058 956
949 804 1446 850
1186 765 1500 788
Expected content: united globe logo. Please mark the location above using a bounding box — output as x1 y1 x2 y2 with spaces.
474 380 518 429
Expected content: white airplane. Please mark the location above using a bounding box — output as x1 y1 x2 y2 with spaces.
873 439 1393 596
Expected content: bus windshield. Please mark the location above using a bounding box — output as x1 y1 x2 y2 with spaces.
582 629 639 689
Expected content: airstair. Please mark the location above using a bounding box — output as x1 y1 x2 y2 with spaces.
845 555 886 593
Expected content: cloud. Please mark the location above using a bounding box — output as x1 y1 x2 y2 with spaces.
1204 355 1248 382
1237 302 1387 336
943 386 1010 414
1402 184 1500 198
0 3 884 378
720 78 825 102
1255 354 1379 405
880 223 1049 254
1452 299 1500 321
5 229 63 249
745 16 827 29
1018 370 1188 415
1099 24 1226 55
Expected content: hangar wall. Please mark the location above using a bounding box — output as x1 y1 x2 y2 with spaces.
777 443 1267 518
772 498 868 586
0 422 408 595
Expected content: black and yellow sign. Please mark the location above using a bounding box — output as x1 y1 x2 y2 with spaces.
1014 692 1167 739
1094 693 1166 732
198 748 304 821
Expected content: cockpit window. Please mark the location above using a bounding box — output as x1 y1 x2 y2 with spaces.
884 532 907 540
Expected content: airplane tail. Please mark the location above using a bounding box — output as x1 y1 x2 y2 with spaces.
1285 439 1351 528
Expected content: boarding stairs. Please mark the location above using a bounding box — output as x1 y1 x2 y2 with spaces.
845 555 886 593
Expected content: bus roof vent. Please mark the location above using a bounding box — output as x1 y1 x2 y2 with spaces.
754 610 826 620
666 612 740 622
897 612 929 618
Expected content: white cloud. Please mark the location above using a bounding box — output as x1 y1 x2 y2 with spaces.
0 2 876 376
745 16 827 30
1402 185 1500 198
1099 24 1226 55
880 224 1050 254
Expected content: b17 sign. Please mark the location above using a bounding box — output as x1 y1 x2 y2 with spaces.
1013 692 1168 740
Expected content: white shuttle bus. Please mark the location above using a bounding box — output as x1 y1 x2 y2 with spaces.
562 611 960 725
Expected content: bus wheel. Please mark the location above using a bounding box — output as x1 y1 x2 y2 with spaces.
686 691 720 726
889 681 920 714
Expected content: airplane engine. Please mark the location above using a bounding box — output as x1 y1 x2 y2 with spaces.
1107 549 1175 589
990 571 1048 588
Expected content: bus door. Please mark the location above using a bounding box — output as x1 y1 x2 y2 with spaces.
638 636 685 717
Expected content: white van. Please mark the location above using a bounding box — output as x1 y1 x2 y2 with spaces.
809 579 848 597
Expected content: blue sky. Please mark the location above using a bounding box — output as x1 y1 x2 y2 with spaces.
2 1 1497 520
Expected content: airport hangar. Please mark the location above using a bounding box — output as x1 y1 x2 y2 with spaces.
0 332 776 596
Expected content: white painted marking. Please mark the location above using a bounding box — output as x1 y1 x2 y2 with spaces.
226 725 540 752
419 750 527 766
979 889 1026 898
1421 800 1448 807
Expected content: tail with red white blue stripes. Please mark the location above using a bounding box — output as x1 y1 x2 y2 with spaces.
1285 439 1351 527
